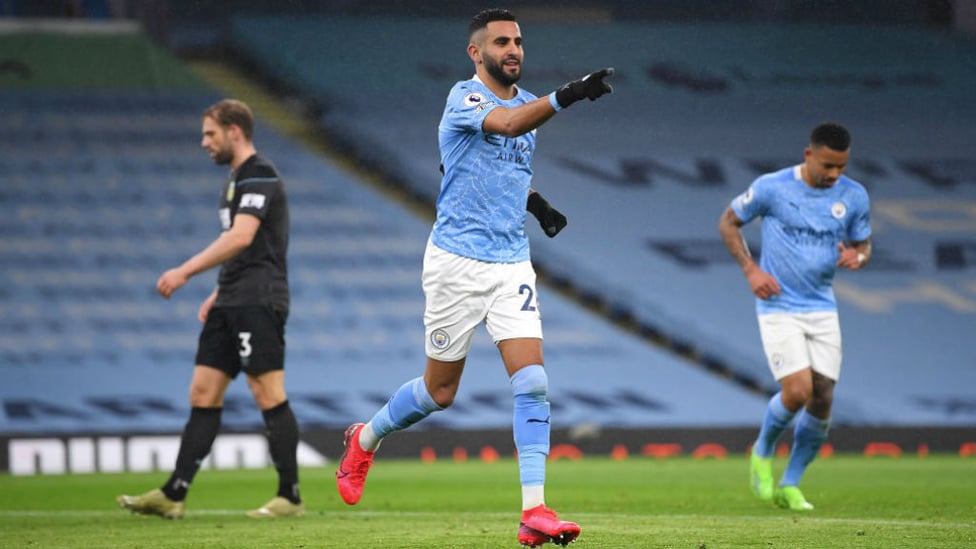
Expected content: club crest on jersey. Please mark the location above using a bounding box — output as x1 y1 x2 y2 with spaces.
430 329 450 350
831 201 847 219
226 181 235 202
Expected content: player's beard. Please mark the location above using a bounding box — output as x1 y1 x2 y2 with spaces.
810 171 836 188
484 54 521 87
212 145 234 166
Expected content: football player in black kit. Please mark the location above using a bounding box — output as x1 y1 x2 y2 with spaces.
117 99 303 519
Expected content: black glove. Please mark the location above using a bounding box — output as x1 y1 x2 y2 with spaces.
526 192 567 238
554 67 615 109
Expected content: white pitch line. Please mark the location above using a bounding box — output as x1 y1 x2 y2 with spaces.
0 509 972 530
602 513 975 530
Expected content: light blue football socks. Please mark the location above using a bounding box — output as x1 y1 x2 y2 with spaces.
753 391 796 458
781 409 829 487
511 365 550 488
368 376 443 440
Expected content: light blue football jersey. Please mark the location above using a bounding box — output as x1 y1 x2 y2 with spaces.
731 165 872 314
431 76 538 263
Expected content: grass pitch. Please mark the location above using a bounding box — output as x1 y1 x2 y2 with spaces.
1 455 973 548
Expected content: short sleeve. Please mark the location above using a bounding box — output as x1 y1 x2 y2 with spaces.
442 82 499 135
730 177 769 224
234 163 281 220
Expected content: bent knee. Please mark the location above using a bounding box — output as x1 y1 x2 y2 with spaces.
780 386 813 409
434 397 455 409
807 393 834 418
429 387 457 409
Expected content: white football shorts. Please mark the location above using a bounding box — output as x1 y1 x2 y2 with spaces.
422 240 543 362
757 311 842 381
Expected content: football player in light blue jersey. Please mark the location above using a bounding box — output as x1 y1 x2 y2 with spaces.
335 8 613 547
719 122 872 511
433 76 538 262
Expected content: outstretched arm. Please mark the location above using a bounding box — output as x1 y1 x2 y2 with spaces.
718 206 781 300
483 95 558 137
483 68 614 137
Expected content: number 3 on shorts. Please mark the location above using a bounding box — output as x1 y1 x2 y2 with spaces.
237 332 253 358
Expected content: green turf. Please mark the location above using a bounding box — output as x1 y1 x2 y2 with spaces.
1 455 973 548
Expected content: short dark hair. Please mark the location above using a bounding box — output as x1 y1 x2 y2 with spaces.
469 8 516 38
203 99 254 140
810 122 850 152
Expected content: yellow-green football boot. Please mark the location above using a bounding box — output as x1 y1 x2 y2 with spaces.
749 452 774 501
775 486 814 511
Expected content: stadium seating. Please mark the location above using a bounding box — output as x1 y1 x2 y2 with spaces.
226 15 976 427
0 85 770 435
4 17 975 438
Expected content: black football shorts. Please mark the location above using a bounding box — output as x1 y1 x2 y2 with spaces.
195 305 286 378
